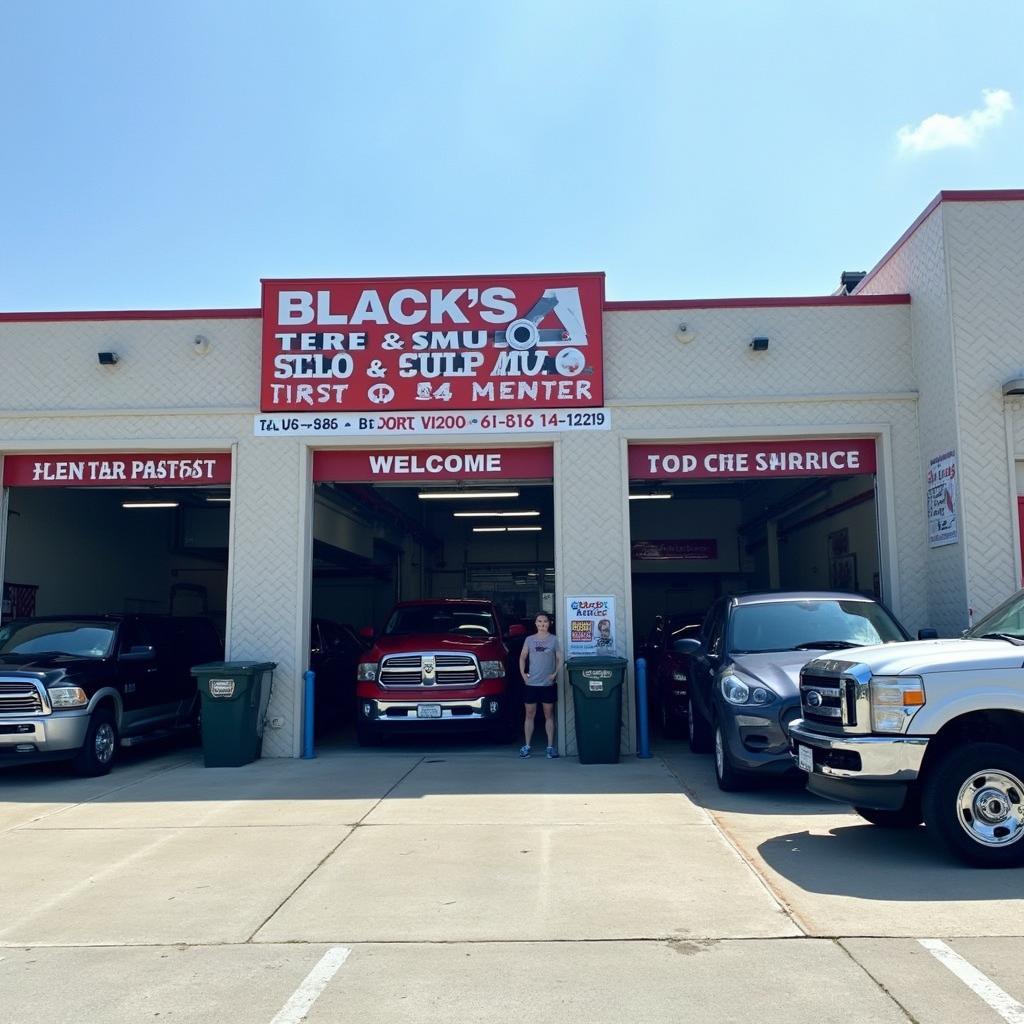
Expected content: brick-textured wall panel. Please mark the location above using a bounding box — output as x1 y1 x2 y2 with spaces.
860 206 969 635
944 201 1024 618
604 305 914 402
0 318 260 411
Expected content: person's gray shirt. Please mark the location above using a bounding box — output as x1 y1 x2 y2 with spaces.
524 633 561 685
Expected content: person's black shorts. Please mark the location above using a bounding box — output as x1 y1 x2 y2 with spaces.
523 683 557 705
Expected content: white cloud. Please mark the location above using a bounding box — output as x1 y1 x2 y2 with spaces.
897 89 1013 155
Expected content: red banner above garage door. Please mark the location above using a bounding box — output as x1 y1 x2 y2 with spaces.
313 447 553 482
629 438 876 480
2 453 232 487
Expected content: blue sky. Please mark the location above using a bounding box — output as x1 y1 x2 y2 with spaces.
1 1 1021 311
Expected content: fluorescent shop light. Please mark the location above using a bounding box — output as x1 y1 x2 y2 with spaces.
452 510 541 518
507 526 543 532
418 490 520 500
473 527 507 533
205 496 231 503
121 501 180 509
628 492 672 500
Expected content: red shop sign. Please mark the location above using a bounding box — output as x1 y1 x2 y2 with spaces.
313 447 553 483
261 272 605 413
629 438 877 480
3 453 232 487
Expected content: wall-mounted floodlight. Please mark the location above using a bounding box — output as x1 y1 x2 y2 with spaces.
97 351 119 365
750 337 770 352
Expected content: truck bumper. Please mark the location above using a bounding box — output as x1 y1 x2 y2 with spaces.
0 712 91 764
789 718 928 811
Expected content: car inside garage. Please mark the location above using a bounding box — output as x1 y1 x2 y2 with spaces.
309 446 555 743
628 438 883 737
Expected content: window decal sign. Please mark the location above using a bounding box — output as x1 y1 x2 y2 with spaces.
2 453 231 487
629 438 877 480
565 595 617 657
631 539 718 560
260 273 604 413
313 447 553 483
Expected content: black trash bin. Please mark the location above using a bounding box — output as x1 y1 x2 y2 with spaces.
192 661 277 767
566 656 628 764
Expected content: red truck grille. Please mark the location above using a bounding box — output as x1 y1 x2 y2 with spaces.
379 653 480 688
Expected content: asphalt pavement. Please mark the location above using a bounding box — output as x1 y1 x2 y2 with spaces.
1 735 1022 1024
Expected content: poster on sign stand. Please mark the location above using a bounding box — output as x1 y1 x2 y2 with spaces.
565 596 617 657
927 450 959 547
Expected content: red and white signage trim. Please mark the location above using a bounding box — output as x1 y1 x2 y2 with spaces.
629 439 877 480
261 272 605 414
3 453 232 487
313 447 553 483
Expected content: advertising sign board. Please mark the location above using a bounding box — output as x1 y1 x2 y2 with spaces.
261 272 605 414
2 453 232 487
565 595 617 657
927 449 959 547
312 446 553 483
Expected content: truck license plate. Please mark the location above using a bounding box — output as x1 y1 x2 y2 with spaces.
797 745 814 773
417 704 443 719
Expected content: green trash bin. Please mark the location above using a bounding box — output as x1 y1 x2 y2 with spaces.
566 656 628 764
192 661 277 767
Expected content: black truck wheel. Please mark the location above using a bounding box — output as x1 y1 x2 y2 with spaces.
923 743 1024 867
71 708 119 777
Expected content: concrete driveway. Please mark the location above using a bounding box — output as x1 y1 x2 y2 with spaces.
1 736 1022 1023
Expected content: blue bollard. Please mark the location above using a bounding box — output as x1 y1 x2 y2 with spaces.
301 669 316 759
635 658 652 758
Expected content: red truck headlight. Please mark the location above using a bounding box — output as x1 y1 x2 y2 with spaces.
357 662 379 682
479 660 505 679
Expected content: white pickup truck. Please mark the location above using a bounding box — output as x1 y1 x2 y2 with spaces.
789 589 1024 867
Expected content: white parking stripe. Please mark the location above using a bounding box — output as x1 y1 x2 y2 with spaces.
919 939 1024 1023
270 947 351 1024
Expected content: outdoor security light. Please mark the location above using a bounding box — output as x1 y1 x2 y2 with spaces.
750 337 770 352
97 351 119 365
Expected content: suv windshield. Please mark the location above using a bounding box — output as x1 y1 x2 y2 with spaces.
0 620 115 658
728 599 906 654
966 590 1024 641
384 605 498 638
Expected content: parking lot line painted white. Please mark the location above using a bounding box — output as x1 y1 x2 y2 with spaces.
919 939 1024 1023
269 947 351 1024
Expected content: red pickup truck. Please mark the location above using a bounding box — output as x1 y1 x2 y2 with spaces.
355 599 525 745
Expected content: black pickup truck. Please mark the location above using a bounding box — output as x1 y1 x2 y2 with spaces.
0 614 222 775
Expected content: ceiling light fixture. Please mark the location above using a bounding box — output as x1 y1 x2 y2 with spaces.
507 526 543 532
453 510 541 518
418 490 520 500
121 501 180 509
628 492 672 500
472 527 507 533
205 496 231 503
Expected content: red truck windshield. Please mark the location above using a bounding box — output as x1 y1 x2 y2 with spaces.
384 605 498 638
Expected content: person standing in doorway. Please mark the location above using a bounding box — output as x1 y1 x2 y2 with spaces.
518 612 563 758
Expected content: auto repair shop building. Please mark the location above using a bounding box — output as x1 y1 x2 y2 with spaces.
2 189 1023 757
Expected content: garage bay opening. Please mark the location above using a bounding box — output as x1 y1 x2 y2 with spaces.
309 446 555 747
628 438 882 739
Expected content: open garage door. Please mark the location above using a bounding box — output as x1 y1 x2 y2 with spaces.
628 437 881 733
2 452 231 628
309 446 554 744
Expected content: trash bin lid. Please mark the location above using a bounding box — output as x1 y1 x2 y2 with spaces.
191 661 277 675
565 656 629 668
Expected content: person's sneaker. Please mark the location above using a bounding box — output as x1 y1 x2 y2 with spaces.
519 745 531 758
546 746 559 759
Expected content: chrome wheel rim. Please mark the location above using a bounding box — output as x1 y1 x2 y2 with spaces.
956 769 1024 847
94 723 116 765
714 727 724 778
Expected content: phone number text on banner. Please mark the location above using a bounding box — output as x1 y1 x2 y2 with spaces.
254 408 611 437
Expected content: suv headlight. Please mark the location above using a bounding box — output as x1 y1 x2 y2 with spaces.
357 662 378 682
720 673 775 706
480 660 505 679
48 687 89 709
869 675 925 732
